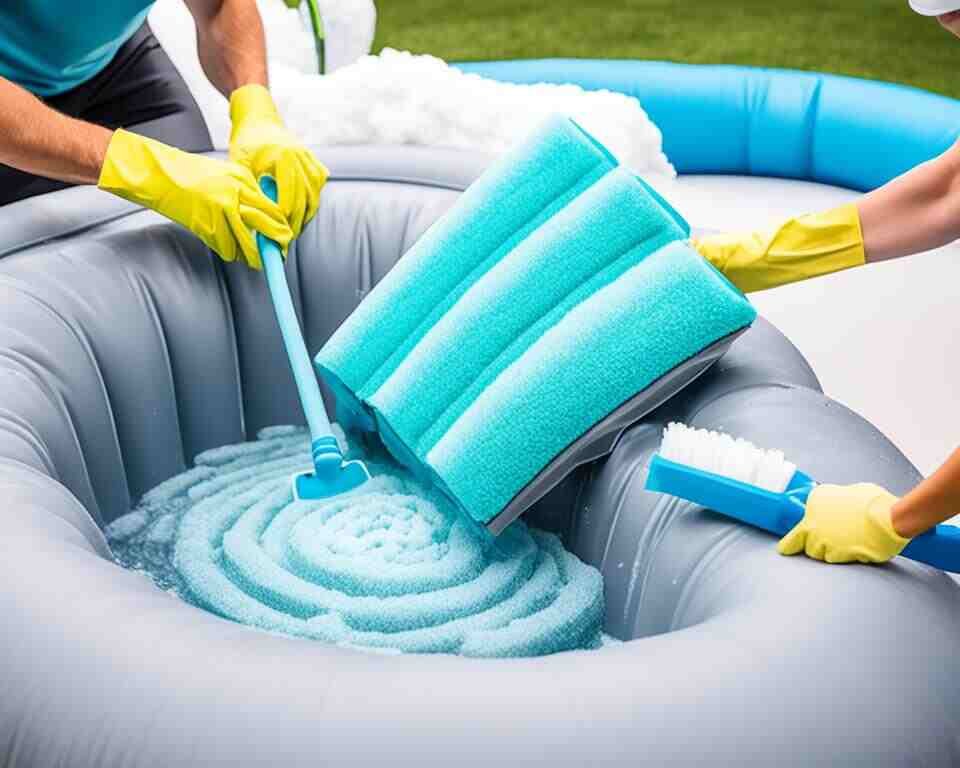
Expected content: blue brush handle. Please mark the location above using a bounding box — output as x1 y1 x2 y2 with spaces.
646 456 809 536
256 176 337 459
646 455 960 573
902 525 960 572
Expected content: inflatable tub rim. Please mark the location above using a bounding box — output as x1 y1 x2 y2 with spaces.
454 58 960 192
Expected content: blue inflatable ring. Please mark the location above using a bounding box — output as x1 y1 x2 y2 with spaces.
457 59 960 190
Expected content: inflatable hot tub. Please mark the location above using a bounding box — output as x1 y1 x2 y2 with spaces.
2 63 960 767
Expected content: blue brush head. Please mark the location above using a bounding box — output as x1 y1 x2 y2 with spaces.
294 462 370 500
293 437 372 500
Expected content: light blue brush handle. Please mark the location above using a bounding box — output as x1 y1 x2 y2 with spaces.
256 176 335 446
646 455 960 573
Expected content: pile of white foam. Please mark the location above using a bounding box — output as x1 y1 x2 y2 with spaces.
271 48 675 175
148 1 674 176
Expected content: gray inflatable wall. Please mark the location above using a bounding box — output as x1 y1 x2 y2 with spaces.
1 147 958 767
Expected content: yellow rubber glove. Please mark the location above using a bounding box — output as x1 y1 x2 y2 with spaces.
691 203 866 293
777 483 911 564
229 84 328 239
98 129 292 270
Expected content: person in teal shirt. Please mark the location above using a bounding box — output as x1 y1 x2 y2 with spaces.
0 1 327 270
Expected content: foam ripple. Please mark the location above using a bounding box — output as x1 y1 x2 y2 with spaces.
107 426 606 657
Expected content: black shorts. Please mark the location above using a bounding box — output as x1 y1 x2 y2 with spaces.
0 22 213 206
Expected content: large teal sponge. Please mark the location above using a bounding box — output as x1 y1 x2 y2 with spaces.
316 115 756 530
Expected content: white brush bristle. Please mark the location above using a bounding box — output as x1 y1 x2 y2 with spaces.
658 422 796 493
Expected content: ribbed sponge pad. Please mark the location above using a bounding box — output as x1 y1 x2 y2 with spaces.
316 115 757 527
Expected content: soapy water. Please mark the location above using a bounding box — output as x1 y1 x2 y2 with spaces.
107 426 610 657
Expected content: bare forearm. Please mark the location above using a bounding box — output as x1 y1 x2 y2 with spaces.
858 141 960 263
186 0 268 97
891 447 960 537
0 77 111 183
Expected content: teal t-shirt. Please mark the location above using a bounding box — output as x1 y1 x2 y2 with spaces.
0 1 155 97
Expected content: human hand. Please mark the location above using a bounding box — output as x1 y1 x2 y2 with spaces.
98 129 292 269
777 483 910 564
229 84 328 239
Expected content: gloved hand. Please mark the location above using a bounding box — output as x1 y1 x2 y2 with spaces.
98 129 292 270
691 203 865 293
228 84 328 239
777 483 911 564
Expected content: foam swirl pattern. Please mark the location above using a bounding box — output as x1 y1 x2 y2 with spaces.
107 426 605 657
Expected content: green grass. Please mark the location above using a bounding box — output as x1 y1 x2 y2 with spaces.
373 0 960 99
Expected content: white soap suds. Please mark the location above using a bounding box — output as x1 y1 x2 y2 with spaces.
271 49 675 176
149 1 674 177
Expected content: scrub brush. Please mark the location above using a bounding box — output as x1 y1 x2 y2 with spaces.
257 176 370 499
645 422 960 573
